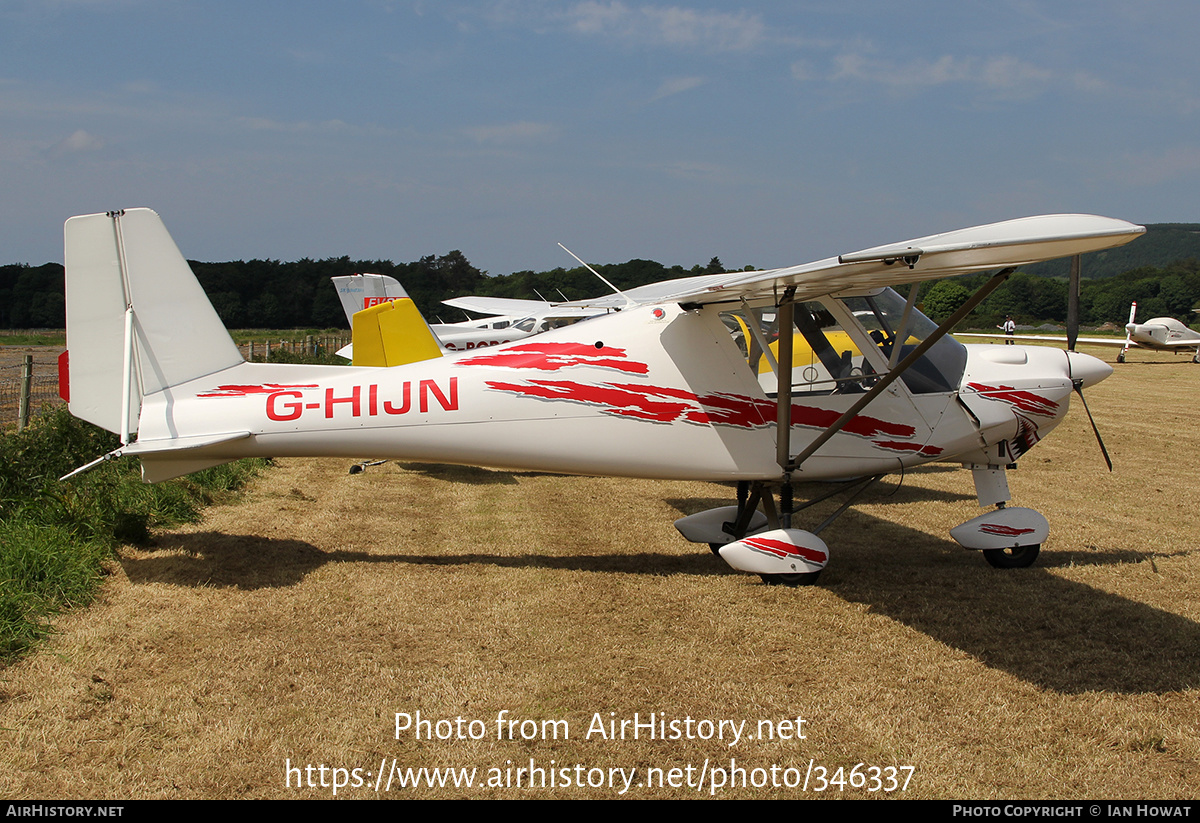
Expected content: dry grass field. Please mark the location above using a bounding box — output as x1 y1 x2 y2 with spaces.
1 341 1198 799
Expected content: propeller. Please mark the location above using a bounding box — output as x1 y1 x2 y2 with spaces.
1067 254 1081 352
1071 377 1113 472
1066 252 1111 470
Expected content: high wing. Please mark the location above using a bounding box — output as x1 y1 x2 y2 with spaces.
564 214 1144 309
442 295 598 319
442 295 547 315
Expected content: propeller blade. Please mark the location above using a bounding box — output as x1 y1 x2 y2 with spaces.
1067 254 1081 352
1072 380 1112 472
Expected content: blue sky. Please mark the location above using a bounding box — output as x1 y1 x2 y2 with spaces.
2 1 1197 275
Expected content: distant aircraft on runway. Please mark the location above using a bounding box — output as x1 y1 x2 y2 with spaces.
957 302 1200 363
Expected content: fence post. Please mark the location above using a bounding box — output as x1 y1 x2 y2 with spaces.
18 354 32 432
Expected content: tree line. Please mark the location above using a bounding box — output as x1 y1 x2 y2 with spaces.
919 259 1200 325
0 254 731 330
2 225 1198 330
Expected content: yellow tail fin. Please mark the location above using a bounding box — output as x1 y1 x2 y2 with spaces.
351 298 444 367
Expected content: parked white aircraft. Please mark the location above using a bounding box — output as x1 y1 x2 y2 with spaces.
958 302 1200 363
333 273 520 356
61 209 1143 584
333 273 600 357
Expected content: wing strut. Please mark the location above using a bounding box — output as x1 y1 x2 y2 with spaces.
780 267 1015 476
774 288 796 473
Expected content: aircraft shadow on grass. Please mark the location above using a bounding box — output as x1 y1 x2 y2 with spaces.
125 500 1200 696
390 462 561 486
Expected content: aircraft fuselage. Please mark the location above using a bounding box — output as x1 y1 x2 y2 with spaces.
134 295 1108 485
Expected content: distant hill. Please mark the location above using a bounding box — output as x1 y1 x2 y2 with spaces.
1022 223 1200 279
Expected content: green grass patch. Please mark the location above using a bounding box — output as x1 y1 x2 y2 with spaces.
0 331 66 346
0 407 267 662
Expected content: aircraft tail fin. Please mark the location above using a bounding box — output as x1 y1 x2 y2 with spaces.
332 273 408 327
63 209 243 438
351 298 444 367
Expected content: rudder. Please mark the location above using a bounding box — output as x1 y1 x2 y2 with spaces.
64 208 243 438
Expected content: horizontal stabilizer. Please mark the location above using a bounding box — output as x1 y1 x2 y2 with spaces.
127 431 251 482
60 431 250 481
121 430 251 455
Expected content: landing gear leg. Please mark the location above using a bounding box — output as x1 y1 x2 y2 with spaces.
755 474 824 586
952 466 1048 568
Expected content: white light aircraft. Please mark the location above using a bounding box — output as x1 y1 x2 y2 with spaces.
958 302 1200 363
333 273 600 357
333 273 519 356
61 209 1143 584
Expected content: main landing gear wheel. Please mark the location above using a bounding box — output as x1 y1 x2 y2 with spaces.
982 544 1040 569
759 571 822 587
709 543 725 556
1116 353 1125 363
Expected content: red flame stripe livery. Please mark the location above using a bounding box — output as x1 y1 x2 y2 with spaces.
459 342 649 375
979 523 1036 537
966 383 1059 418
484 378 927 452
199 383 320 397
741 536 828 564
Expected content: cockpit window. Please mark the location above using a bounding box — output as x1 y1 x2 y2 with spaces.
840 289 966 394
721 302 877 397
719 288 966 396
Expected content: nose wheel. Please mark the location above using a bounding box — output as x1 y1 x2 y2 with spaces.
982 544 1041 569
760 571 822 586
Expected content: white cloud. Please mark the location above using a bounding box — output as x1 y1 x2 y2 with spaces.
464 121 558 143
790 60 813 83
563 1 766 52
977 55 1052 92
48 129 103 155
236 116 354 133
831 50 1054 97
649 75 704 101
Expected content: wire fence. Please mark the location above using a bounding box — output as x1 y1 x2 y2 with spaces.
0 334 352 430
0 354 63 430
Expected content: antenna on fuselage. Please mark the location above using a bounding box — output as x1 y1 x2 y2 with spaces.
558 243 637 309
